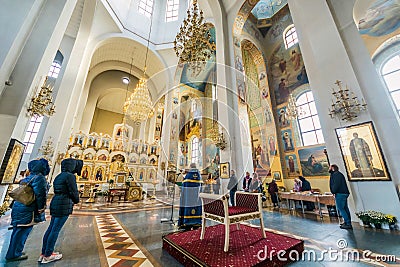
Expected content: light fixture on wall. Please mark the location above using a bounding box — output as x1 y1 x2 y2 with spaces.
174 0 214 76
27 77 56 117
123 5 154 123
285 93 304 120
328 80 367 121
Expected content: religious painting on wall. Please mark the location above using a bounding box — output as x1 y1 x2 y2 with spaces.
273 171 282 182
80 166 91 181
298 145 330 177
358 0 400 37
285 154 299 176
219 162 230 179
281 129 294 152
94 167 104 182
335 121 390 181
0 139 25 184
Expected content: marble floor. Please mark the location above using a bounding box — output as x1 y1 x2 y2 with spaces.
0 197 399 267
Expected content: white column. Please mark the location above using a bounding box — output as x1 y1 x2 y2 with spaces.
288 0 400 222
0 0 77 160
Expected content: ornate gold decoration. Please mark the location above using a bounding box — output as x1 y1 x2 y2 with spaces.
285 93 305 120
123 4 154 123
328 80 367 121
174 0 213 76
27 77 55 117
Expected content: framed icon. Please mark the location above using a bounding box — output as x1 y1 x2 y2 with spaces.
335 121 390 181
219 162 230 179
0 139 25 184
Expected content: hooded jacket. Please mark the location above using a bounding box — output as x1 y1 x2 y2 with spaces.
11 159 49 226
50 158 81 217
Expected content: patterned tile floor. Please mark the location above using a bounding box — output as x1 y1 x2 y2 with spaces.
95 214 154 267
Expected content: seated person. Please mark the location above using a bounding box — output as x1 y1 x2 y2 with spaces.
299 176 315 211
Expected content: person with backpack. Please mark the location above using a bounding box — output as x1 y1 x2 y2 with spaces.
6 159 50 262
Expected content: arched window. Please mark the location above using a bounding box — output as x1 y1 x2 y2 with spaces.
138 0 154 18
23 116 43 154
296 91 324 146
166 0 179 22
381 54 400 115
284 25 298 49
48 61 61 78
191 137 199 163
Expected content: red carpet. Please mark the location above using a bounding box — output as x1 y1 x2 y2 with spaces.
163 224 304 267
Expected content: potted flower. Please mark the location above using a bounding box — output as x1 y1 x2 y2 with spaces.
368 211 386 229
385 214 397 229
356 211 371 227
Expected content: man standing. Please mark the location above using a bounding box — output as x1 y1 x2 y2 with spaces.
227 170 238 206
349 132 373 177
329 164 352 229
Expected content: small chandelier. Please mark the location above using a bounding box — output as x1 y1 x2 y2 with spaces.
27 77 55 117
285 93 305 120
38 136 55 162
209 122 227 150
328 80 367 121
123 5 154 123
174 0 213 76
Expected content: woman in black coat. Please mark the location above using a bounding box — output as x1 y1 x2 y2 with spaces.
6 158 50 262
39 158 82 264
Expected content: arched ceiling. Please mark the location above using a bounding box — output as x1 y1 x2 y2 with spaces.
90 37 164 78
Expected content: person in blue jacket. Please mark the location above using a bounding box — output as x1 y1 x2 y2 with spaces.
39 158 82 264
6 158 50 262
178 163 203 230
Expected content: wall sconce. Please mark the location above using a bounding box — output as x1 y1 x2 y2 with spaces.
328 80 367 121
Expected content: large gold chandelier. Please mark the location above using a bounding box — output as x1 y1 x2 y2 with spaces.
123 3 154 123
124 77 154 123
174 0 212 75
209 121 227 150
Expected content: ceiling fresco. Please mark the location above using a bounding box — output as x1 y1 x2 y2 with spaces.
251 0 288 19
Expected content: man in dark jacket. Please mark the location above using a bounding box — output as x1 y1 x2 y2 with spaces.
268 179 279 207
299 176 315 211
40 158 82 263
227 170 238 206
6 159 50 261
329 164 352 229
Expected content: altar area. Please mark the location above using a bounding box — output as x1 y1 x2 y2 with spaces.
65 122 161 203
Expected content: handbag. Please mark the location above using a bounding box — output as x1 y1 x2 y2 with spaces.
9 175 38 206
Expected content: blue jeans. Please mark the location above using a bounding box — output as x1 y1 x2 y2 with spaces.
41 216 69 257
229 190 236 206
335 193 351 225
6 226 33 259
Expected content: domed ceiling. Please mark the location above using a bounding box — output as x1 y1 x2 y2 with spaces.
251 0 287 19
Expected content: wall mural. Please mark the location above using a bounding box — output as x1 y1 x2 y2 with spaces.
269 44 308 105
358 0 400 37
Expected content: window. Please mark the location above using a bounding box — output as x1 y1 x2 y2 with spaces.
296 91 324 146
191 137 199 163
138 0 154 18
284 25 298 49
23 116 43 154
381 54 400 115
166 0 179 22
48 61 61 78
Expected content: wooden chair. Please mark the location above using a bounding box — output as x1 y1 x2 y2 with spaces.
199 192 266 252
